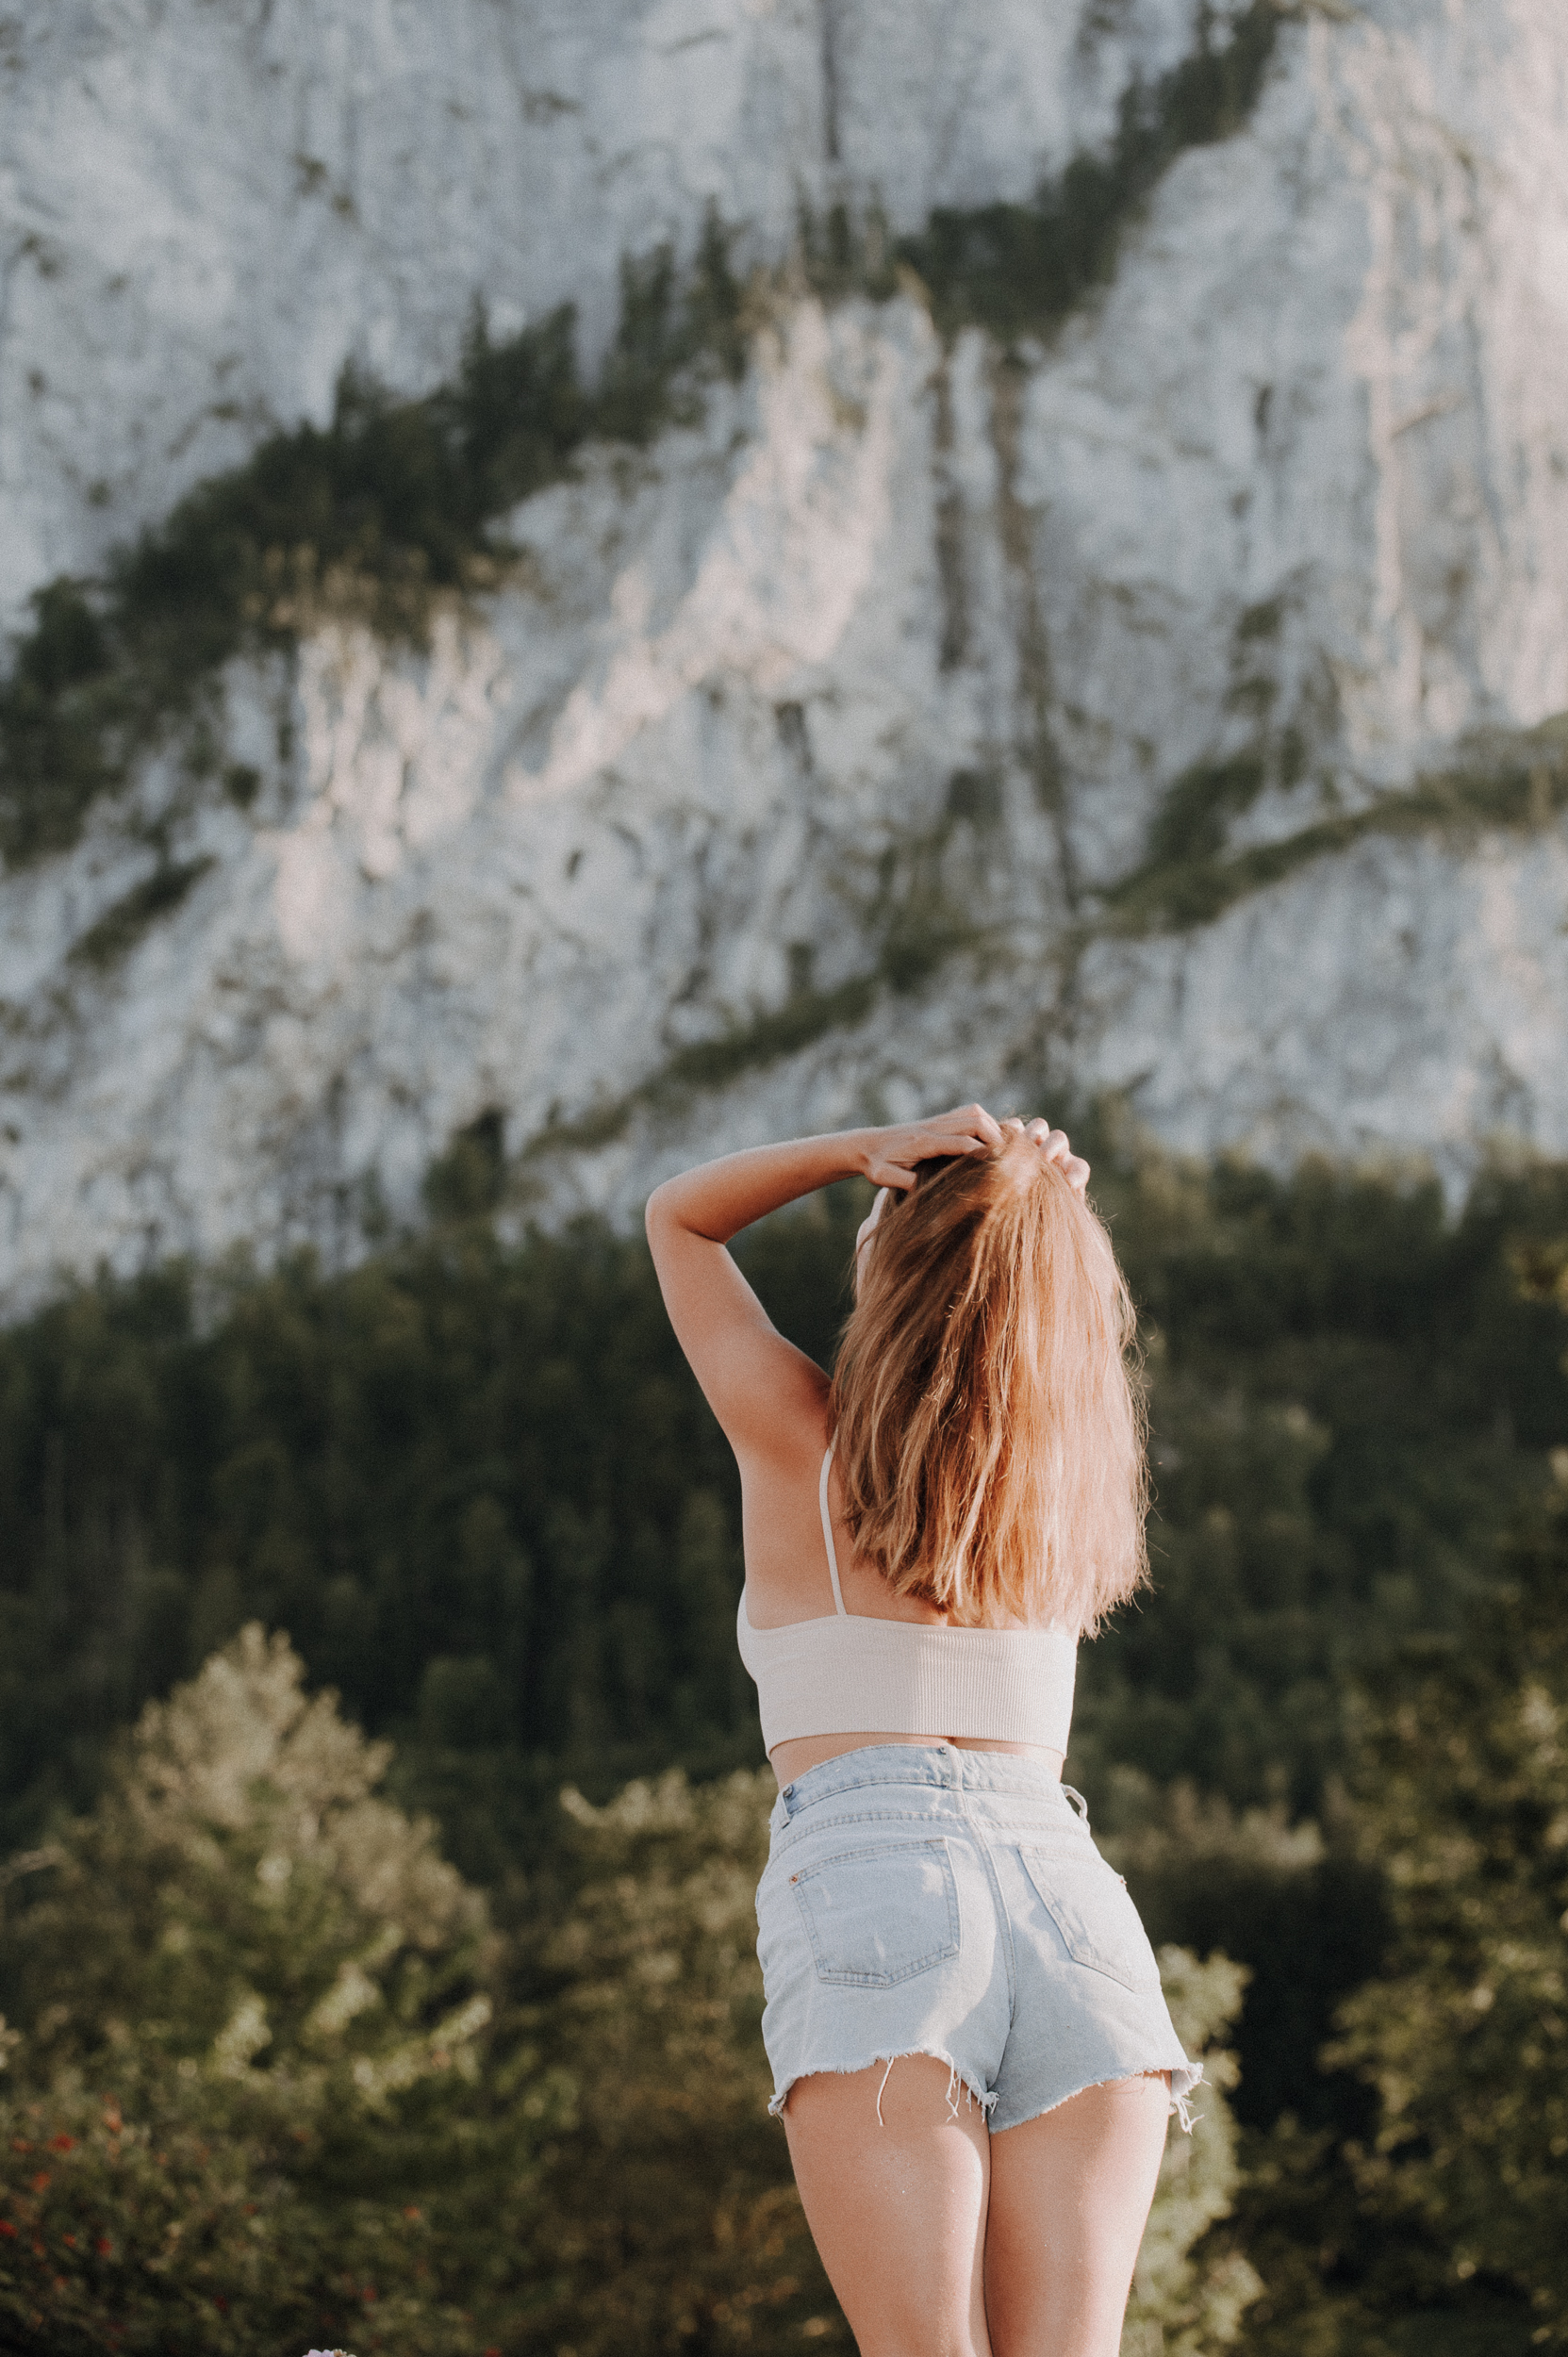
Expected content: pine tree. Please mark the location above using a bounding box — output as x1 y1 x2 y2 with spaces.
0 1627 565 2355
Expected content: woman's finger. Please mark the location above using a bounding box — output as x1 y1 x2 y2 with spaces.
945 1102 1003 1150
917 1117 992 1159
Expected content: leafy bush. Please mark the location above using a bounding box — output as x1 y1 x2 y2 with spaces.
0 1649 1255 2355
0 1627 565 2355
1322 1487 1568 2346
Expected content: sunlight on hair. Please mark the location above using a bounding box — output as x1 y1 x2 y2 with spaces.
830 1129 1147 1631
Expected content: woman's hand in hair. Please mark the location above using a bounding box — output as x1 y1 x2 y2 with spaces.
861 1103 1005 1190
1007 1115 1091 1194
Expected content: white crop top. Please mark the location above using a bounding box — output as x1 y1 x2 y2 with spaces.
735 1449 1078 1755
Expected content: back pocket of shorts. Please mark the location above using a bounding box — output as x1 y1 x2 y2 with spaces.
1018 1844 1162 1993
791 1838 960 1987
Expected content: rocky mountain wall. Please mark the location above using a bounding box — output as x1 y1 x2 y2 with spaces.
2 0 1567 1307
0 0 1193 626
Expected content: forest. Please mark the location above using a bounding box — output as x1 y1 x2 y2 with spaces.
2 1129 1567 2352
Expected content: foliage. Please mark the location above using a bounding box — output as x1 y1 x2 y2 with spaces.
5 1152 1568 1879
900 0 1287 343
1073 1148 1568 1819
1123 1950 1261 2354
1102 719 1568 937
1100 1775 1385 2137
0 1640 1252 2355
1142 756 1269 872
0 214 745 866
1 1152 1567 2344
0 1627 566 2355
1321 1485 1568 2346
0 1216 751 1868
511 1768 835 2354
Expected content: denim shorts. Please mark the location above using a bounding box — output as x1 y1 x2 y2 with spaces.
754 1744 1201 2134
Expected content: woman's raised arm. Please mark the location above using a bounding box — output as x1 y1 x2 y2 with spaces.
644 1109 1006 1458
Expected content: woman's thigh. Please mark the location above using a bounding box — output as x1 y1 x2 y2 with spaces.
983 2072 1170 2357
783 2057 994 2357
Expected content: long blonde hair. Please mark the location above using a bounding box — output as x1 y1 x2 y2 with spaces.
828 1129 1148 1634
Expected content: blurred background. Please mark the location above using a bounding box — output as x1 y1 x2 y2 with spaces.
2 1 1567 2349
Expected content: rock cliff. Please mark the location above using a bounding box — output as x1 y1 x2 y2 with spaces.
2 0 1567 1304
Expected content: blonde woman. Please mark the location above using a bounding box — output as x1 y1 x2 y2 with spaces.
646 1106 1197 2357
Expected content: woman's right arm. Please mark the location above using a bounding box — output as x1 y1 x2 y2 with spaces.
645 1109 1004 1459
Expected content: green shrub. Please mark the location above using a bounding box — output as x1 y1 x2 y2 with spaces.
1323 1490 1568 2345
0 1627 563 2356
67 856 215 968
900 0 1287 341
1104 724 1568 936
0 211 748 869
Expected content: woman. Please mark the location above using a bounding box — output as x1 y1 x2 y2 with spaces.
646 1104 1198 2357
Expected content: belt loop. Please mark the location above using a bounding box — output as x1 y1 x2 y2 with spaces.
1063 1784 1090 1825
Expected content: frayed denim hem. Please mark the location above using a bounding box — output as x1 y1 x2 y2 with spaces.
769 2047 999 2127
990 2059 1207 2140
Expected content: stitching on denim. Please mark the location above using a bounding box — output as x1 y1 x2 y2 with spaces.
790 1837 962 1988
769 1803 1081 1867
957 1781 1018 2017
782 1764 953 1818
769 1804 961 1862
1016 1844 1163 1993
781 1807 1079 1843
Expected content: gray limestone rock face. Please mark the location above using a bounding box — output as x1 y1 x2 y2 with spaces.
1 0 1567 1307
0 0 1194 626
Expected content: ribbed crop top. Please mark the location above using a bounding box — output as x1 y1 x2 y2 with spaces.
734 1450 1078 1756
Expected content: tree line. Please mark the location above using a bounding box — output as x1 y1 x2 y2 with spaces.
1 1139 1567 2348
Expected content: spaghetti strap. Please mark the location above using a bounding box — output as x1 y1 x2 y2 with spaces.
818 1446 848 1617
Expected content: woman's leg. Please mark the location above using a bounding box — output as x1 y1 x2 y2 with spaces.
783 2057 993 2357
982 2072 1170 2357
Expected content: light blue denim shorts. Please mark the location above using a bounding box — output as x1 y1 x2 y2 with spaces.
754 1744 1201 2133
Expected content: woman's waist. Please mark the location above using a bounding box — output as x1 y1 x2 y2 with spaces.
765 1739 1090 1844
768 1728 1064 1789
